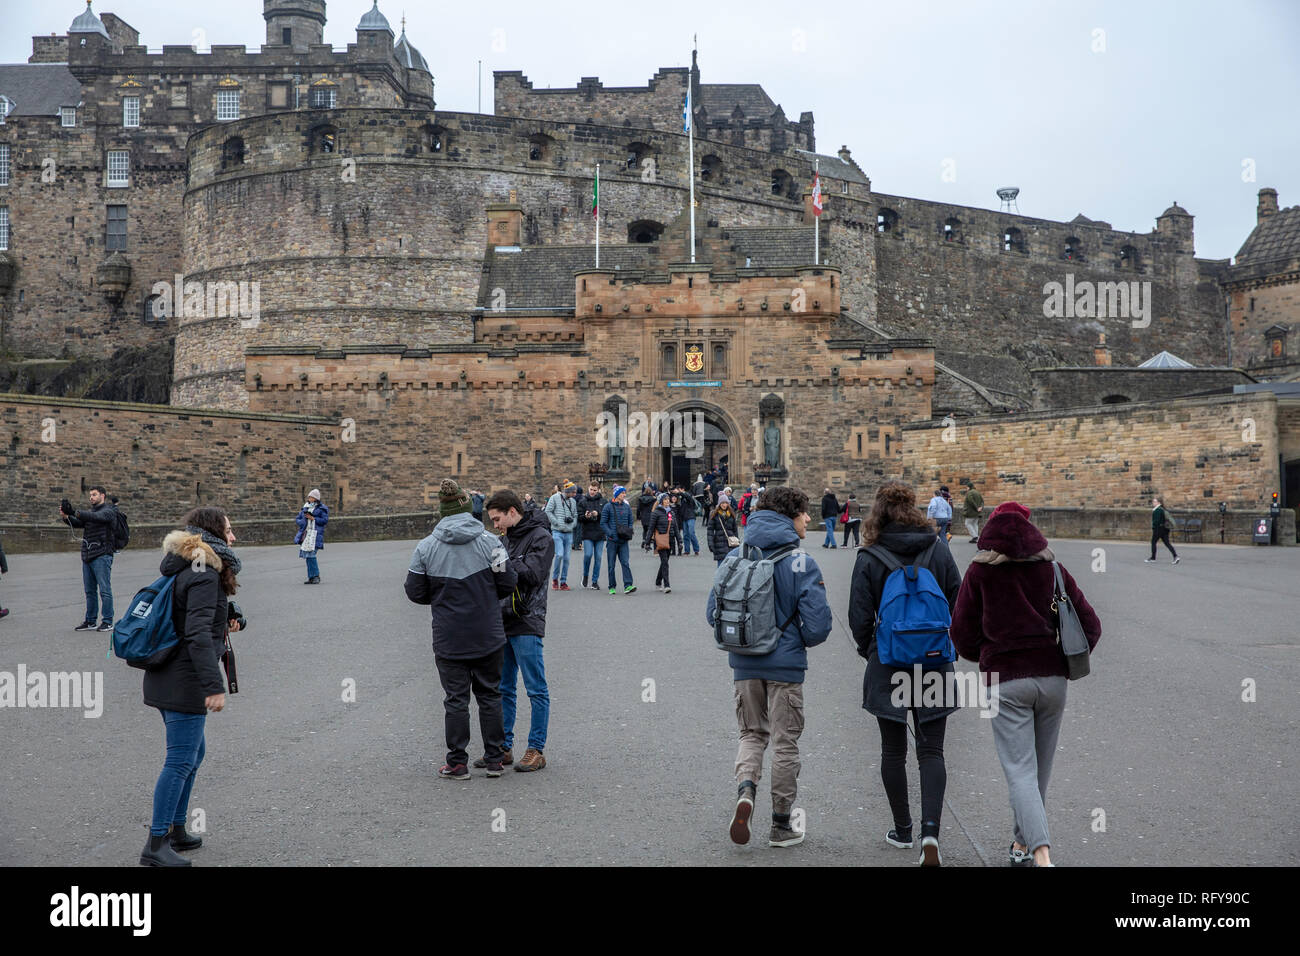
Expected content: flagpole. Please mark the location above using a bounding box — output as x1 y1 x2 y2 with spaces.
595 163 600 268
688 83 696 264
814 159 820 266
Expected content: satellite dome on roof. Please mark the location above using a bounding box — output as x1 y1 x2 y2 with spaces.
357 0 394 34
1160 202 1191 218
394 28 430 73
69 1 110 39
1139 350 1194 369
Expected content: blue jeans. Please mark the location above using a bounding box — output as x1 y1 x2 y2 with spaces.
823 518 837 547
82 553 114 624
582 538 603 582
151 710 207 836
551 531 572 583
935 520 950 539
501 634 550 752
303 553 320 578
605 539 633 588
682 519 700 554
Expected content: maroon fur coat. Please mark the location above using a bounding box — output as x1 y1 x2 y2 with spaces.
950 511 1102 683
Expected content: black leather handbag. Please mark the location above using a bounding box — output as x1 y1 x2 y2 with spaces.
1051 562 1091 680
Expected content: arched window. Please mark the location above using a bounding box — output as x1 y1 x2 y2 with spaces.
1101 394 1130 405
1003 226 1026 253
626 142 651 169
771 169 795 199
661 344 676 377
877 208 899 233
701 154 722 183
428 124 450 154
1119 244 1140 270
221 136 244 170
528 133 553 162
628 219 664 244
943 217 961 242
1063 236 1082 261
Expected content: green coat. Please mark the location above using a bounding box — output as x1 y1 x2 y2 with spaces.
962 490 984 519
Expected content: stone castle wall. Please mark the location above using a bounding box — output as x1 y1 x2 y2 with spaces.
872 193 1229 381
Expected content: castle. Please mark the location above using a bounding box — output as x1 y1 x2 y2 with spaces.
1 1 1296 544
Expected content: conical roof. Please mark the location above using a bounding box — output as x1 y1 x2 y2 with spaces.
357 1 394 34
69 1 110 38
1138 350 1194 369
394 28 430 72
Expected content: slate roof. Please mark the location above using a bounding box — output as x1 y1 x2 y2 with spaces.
394 30 429 73
481 246 653 310
792 148 869 184
69 2 110 38
357 1 394 33
0 64 83 116
1160 202 1191 218
726 227 816 266
699 83 776 118
1235 206 1300 265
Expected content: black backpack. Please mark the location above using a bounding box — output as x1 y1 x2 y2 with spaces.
111 507 130 552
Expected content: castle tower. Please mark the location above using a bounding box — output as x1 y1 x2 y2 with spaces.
1156 201 1194 253
264 0 326 48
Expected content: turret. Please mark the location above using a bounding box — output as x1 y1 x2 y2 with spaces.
264 0 326 48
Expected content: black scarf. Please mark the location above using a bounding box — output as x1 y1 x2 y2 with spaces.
187 525 242 576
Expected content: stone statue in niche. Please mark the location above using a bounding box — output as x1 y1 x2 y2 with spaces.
764 422 781 468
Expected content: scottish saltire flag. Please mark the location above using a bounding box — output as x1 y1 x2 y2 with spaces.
683 88 691 132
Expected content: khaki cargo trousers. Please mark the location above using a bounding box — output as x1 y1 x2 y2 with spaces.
733 679 805 816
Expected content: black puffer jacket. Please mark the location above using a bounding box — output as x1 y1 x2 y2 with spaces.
501 507 555 638
143 531 229 715
636 492 657 526
577 493 607 542
676 493 697 522
847 523 962 725
707 508 739 559
649 507 671 546
64 501 119 563
821 493 841 520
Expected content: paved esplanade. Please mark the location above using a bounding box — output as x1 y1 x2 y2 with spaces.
2 533 1296 866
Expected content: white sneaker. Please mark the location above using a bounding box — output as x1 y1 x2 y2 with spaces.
1172 557 1181 565
663 586 671 594
918 836 942 866
1143 558 1156 563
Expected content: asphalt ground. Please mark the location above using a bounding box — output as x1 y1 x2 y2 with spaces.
0 527 1295 866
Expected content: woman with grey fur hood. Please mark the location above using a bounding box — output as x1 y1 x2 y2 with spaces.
140 507 242 867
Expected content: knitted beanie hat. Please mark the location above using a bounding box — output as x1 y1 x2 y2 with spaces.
612 485 627 499
439 478 473 517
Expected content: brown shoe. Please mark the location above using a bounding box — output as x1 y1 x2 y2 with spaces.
473 748 513 768
515 748 546 772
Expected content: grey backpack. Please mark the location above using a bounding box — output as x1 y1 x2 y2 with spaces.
710 542 800 655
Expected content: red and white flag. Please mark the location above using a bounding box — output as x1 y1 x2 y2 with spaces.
811 171 823 217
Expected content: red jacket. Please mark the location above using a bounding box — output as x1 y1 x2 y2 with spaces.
950 511 1101 683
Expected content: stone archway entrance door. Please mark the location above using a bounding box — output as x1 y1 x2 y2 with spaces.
659 410 730 488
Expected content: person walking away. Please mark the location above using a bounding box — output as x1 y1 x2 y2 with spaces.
961 481 984 543
405 480 519 780
841 493 863 547
651 494 673 593
141 507 242 866
950 501 1102 867
599 486 637 595
60 486 120 631
708 486 832 848
637 484 658 552
483 490 555 773
471 489 486 526
578 483 607 589
939 486 953 542
847 482 962 866
294 490 329 584
543 481 580 590
926 488 953 541
708 500 740 566
820 488 840 549
1145 496 1180 565
678 485 701 555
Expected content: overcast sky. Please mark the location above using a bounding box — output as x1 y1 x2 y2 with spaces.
6 0 1297 260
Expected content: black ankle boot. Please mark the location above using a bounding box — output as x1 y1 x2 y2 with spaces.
169 825 203 851
140 831 192 867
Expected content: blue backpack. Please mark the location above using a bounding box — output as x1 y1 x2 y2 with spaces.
111 575 180 670
867 541 956 669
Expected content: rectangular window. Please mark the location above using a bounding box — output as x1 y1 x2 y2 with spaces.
268 82 289 109
170 84 188 108
216 90 240 122
310 87 336 109
105 205 127 251
282 27 293 45
0 206 9 250
61 107 77 127
0 96 13 123
106 150 130 187
0 144 9 187
122 96 140 127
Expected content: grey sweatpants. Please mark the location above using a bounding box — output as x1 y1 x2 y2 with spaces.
989 675 1068 854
